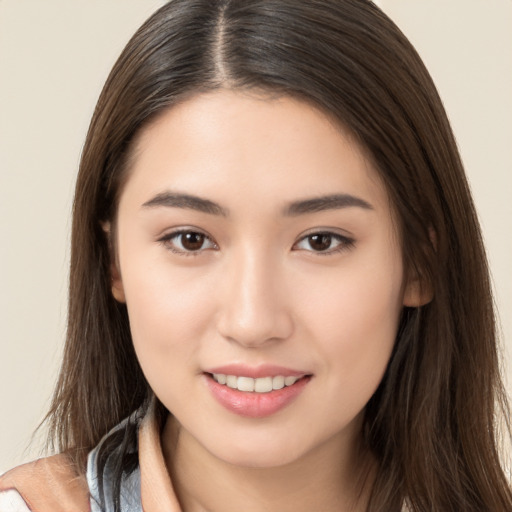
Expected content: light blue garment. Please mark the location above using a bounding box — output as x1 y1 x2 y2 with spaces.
86 414 142 512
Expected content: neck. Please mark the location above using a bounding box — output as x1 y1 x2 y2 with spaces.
162 415 375 512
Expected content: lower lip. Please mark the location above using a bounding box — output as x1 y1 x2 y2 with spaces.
204 374 311 418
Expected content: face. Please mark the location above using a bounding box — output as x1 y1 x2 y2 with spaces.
112 90 422 469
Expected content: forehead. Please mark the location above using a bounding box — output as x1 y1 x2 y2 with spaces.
121 89 391 216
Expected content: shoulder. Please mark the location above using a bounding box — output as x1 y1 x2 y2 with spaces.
0 454 90 512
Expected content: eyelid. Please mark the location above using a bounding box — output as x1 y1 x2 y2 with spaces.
157 227 218 256
292 229 355 255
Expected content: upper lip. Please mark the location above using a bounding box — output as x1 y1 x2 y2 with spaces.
204 364 311 379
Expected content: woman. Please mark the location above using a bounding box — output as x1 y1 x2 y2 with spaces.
1 1 510 511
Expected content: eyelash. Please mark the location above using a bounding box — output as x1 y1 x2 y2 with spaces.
292 232 355 255
158 229 355 256
158 229 218 257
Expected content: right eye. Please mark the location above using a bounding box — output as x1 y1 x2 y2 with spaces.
158 229 217 255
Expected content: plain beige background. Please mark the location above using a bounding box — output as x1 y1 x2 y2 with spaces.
0 0 511 472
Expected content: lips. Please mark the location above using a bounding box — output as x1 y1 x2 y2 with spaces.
203 364 312 418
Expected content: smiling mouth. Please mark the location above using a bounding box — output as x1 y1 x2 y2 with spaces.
205 371 312 417
207 373 308 393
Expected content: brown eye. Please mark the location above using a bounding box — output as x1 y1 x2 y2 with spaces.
159 229 217 255
293 231 355 254
308 234 333 252
181 232 206 251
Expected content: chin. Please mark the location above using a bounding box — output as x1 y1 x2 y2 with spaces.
203 432 309 469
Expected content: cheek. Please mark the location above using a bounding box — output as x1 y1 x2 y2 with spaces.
119 252 218 374
299 255 403 393
123 272 214 406
304 293 400 430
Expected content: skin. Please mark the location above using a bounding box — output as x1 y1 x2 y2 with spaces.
111 90 427 511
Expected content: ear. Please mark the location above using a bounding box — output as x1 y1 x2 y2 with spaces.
402 274 433 307
403 227 436 307
110 261 126 303
102 221 126 303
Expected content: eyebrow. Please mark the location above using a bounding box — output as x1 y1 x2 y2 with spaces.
141 191 373 217
283 194 374 216
142 192 229 216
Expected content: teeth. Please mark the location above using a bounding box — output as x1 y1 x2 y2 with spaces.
237 376 255 392
255 376 272 393
284 376 298 386
212 373 302 393
226 375 238 389
272 375 285 390
215 373 227 385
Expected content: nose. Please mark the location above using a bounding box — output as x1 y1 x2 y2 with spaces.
216 248 294 348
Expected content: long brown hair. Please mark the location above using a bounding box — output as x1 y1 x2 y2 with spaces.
45 1 511 510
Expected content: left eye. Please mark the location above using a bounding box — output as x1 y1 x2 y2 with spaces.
293 232 354 254
160 230 217 254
